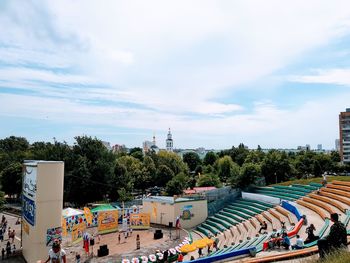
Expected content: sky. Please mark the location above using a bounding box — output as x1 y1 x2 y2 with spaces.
1 0 350 150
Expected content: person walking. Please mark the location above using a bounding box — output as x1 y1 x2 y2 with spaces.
317 213 347 259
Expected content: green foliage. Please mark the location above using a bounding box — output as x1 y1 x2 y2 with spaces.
197 173 221 187
156 164 175 187
183 152 201 172
166 172 190 195
0 162 22 198
261 150 293 184
216 156 239 183
129 147 144 161
236 163 261 188
203 151 218 166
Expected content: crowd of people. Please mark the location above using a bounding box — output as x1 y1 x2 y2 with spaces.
264 211 348 260
0 215 18 259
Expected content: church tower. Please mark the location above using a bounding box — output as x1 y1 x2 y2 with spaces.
166 128 173 152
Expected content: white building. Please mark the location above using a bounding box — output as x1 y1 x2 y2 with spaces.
166 128 173 152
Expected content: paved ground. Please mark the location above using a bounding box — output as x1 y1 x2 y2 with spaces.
0 212 24 262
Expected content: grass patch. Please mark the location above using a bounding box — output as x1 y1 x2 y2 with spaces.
306 249 350 263
270 176 350 186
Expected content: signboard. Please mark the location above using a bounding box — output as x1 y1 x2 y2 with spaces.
97 210 118 234
84 207 93 225
23 166 37 199
22 165 37 226
22 220 30 235
180 205 193 220
62 217 67 237
22 194 36 226
46 227 62 247
71 223 86 244
130 213 150 229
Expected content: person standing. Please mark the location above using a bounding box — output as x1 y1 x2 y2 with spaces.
43 240 67 263
136 234 140 250
1 248 5 260
317 213 347 259
118 234 121 244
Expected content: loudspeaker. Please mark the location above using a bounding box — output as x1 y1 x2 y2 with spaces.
154 232 163 240
155 229 162 234
168 222 173 228
90 239 95 246
97 245 109 257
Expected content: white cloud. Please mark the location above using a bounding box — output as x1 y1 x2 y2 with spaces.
1 1 350 147
289 68 350 86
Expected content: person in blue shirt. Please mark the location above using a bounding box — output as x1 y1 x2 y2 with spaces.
281 233 290 250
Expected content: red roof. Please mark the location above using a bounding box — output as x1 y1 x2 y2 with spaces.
183 187 216 194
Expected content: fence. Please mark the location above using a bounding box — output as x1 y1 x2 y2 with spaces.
206 187 241 216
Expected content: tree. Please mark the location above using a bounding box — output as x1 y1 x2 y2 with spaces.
129 147 144 161
157 151 188 176
64 136 115 205
330 151 341 163
236 163 261 188
155 165 175 187
203 151 218 166
197 173 221 187
261 150 293 185
166 172 190 196
0 136 30 171
183 152 201 172
216 156 239 183
0 162 22 198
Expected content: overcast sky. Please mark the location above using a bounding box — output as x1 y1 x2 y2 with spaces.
1 0 350 149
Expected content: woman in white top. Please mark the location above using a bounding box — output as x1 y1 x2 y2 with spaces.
44 241 66 263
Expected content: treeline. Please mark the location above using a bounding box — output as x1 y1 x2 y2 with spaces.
0 136 348 206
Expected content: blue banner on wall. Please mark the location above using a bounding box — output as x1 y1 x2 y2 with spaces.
23 194 36 226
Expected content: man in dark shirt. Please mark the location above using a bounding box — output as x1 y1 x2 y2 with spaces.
317 213 347 259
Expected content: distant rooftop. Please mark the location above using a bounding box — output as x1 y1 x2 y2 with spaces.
143 196 191 204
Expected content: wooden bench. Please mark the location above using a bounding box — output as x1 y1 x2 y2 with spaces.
262 212 277 231
308 193 347 213
275 206 294 225
332 180 350 187
268 209 283 224
249 218 257 229
319 191 350 206
255 214 264 224
321 187 350 198
296 200 327 220
326 184 350 192
302 197 335 215
245 235 350 263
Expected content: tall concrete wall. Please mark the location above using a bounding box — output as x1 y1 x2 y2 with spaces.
22 161 64 263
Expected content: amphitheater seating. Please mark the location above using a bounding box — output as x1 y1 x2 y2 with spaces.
309 182 323 187
304 219 330 248
253 189 296 201
333 180 350 187
296 199 327 220
319 190 350 206
239 198 274 209
201 223 219 236
227 205 257 217
231 203 264 214
301 196 335 215
218 211 242 224
275 206 295 225
321 187 350 198
292 184 319 191
214 214 237 226
308 193 347 213
236 200 271 211
326 183 350 192
209 216 232 229
273 185 311 194
223 208 251 220
196 225 209 237
205 219 226 232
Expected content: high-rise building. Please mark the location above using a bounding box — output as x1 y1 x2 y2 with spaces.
166 128 173 152
339 108 350 163
317 144 322 151
335 139 340 151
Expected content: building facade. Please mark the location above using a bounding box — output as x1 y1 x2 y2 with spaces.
166 128 173 152
339 108 350 163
